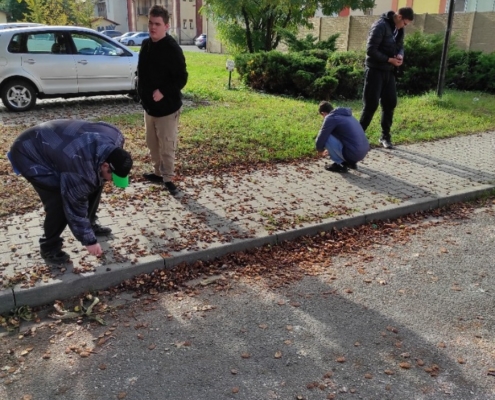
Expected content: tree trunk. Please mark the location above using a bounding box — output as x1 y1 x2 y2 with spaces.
241 7 254 53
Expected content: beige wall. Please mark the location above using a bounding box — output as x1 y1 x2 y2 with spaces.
0 11 7 23
207 11 495 54
179 0 198 43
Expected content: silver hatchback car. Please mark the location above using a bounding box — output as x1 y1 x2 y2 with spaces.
0 26 139 111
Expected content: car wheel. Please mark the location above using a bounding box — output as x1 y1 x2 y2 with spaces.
128 40 134 46
1 79 36 112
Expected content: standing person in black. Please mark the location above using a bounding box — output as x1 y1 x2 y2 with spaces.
137 5 188 195
359 7 414 149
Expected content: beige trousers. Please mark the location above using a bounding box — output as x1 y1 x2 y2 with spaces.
144 110 180 182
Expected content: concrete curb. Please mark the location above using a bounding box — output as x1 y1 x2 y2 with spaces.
1 185 494 314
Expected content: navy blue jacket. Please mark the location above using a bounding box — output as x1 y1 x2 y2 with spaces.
9 120 125 246
137 34 188 117
365 11 405 71
315 108 369 163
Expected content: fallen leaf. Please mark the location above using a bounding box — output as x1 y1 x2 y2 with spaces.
274 351 282 359
241 352 251 359
384 369 394 375
117 392 127 399
232 387 239 393
399 362 411 369
148 344 156 350
364 373 373 379
258 324 268 329
336 356 346 363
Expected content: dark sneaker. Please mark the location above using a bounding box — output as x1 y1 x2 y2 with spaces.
143 173 163 182
92 223 112 236
40 249 70 265
343 161 358 170
324 163 348 173
164 181 179 195
379 139 393 149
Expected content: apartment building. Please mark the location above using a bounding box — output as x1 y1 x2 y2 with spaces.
337 0 495 16
127 0 203 44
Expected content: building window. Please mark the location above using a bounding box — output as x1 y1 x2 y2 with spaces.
183 19 187 29
189 19 193 29
449 0 467 12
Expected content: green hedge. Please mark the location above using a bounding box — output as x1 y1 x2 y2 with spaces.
235 31 495 100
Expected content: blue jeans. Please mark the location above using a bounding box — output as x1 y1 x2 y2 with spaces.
325 135 345 164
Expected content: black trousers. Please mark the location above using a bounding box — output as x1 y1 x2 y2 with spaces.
32 183 103 253
359 67 397 142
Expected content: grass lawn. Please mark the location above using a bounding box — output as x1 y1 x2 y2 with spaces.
103 50 495 175
1 50 495 216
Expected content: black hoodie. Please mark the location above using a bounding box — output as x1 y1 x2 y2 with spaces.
137 34 188 117
365 11 405 71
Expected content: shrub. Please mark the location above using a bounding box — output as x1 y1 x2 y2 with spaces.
398 31 446 96
235 31 495 101
326 51 365 99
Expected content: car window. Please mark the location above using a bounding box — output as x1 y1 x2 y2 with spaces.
22 32 59 53
8 34 23 53
72 32 122 56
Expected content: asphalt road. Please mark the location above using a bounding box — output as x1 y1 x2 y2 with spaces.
1 201 494 400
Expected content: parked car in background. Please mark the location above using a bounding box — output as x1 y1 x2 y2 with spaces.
0 25 139 111
120 32 149 46
100 30 123 38
114 31 137 42
194 33 206 49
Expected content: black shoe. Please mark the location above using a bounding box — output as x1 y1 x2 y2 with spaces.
40 249 70 264
164 181 179 195
343 161 358 170
143 173 163 182
92 223 112 236
324 163 348 173
379 139 393 149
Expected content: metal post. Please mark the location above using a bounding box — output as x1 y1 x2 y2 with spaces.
228 71 232 90
436 0 456 97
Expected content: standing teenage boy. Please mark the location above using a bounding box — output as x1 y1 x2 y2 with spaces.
138 5 188 195
359 7 414 149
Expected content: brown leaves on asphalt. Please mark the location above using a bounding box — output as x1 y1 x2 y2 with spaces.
102 199 483 301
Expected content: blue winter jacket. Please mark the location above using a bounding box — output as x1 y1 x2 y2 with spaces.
315 107 369 163
9 119 125 246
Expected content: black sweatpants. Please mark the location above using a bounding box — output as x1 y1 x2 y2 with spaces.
359 67 397 142
32 184 103 253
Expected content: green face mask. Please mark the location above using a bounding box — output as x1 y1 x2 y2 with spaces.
112 173 129 188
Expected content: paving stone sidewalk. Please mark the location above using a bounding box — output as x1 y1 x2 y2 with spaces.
1 131 494 314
